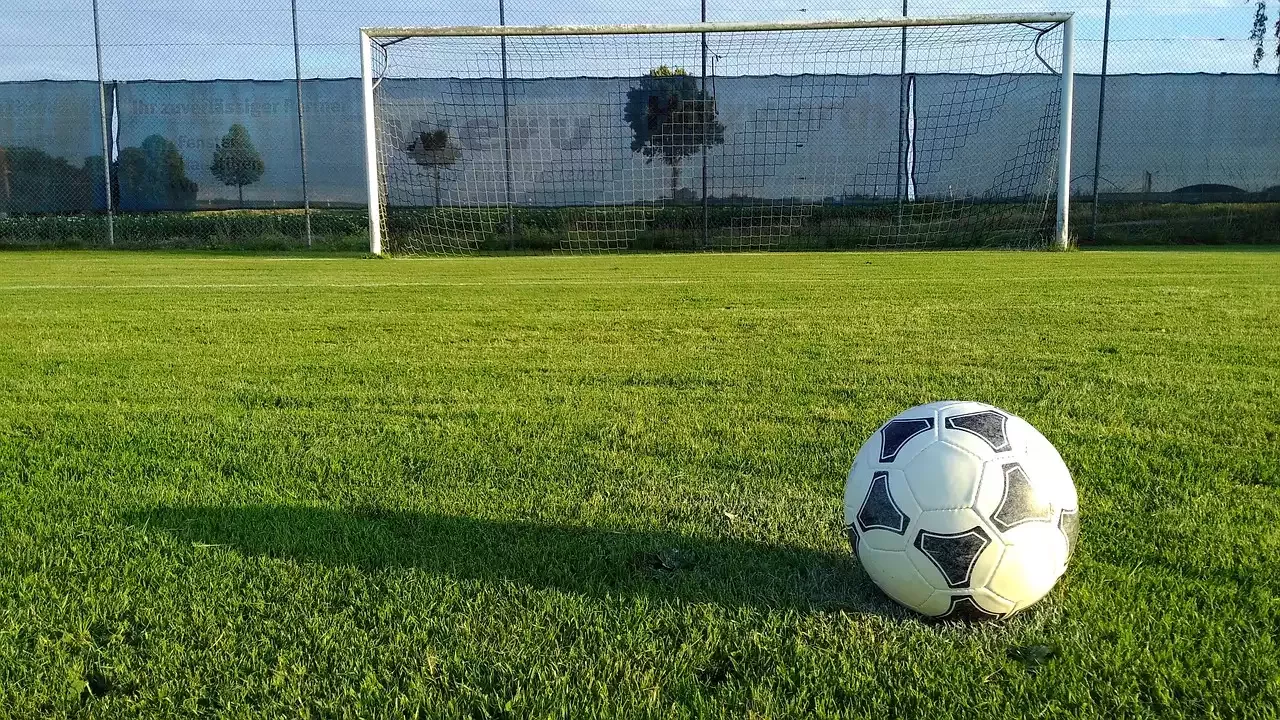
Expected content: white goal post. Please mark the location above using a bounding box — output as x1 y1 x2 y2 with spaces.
361 14 1074 255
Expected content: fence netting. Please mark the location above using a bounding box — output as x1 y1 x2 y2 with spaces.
1 0 1277 251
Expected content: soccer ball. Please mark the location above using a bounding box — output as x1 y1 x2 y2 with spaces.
844 401 1079 621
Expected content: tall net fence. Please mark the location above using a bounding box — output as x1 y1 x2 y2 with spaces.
1 0 1278 251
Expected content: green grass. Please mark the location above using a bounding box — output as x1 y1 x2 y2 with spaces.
0 249 1278 718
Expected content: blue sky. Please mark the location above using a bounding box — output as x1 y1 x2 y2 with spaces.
0 0 1272 81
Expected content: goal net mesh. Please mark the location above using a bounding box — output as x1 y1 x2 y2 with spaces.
368 21 1065 254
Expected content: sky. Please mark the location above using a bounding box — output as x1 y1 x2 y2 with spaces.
0 0 1274 82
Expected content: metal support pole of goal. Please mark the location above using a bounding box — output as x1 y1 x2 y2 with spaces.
291 0 312 247
360 32 383 255
1054 16 1075 250
92 0 114 246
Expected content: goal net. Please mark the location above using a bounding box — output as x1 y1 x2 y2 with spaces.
361 15 1073 255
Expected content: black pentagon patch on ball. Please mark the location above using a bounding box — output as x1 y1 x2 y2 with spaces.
1059 508 1080 558
992 462 1055 531
944 410 1011 453
844 522 859 556
856 471 909 535
879 417 934 462
940 595 1003 622
914 525 992 589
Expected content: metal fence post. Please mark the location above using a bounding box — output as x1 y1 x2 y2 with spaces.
1090 0 1113 243
292 0 313 247
92 0 114 246
500 0 515 250
896 0 908 235
701 0 709 249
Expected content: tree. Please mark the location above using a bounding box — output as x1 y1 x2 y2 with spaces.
1251 1 1280 71
0 147 9 216
404 127 462 206
0 146 97 213
117 135 198 211
210 124 265 206
624 65 725 201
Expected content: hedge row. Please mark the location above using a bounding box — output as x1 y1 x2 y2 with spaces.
2 202 1277 251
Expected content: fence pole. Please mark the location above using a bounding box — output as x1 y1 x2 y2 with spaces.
290 0 313 247
291 0 312 247
92 0 114 246
700 0 708 249
500 0 515 250
896 0 908 235
1090 0 1112 243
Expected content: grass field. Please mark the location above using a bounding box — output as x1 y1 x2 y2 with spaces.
1 249 1277 718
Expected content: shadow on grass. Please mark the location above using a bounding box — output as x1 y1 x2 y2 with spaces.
129 504 900 616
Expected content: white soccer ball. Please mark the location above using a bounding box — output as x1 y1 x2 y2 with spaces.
844 401 1079 621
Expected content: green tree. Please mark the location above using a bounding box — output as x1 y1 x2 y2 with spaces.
210 124 265 206
1 146 98 213
624 65 725 201
0 146 8 216
404 128 462 206
1251 1 1280 71
117 135 198 211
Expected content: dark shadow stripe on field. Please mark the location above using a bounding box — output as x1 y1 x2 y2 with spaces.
129 505 900 615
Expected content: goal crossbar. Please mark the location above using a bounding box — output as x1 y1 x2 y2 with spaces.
361 14 1071 39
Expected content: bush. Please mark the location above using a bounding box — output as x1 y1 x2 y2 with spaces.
3 202 1278 252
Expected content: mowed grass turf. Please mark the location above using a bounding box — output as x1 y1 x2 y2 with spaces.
0 249 1277 718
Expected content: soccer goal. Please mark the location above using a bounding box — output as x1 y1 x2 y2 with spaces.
361 14 1073 255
